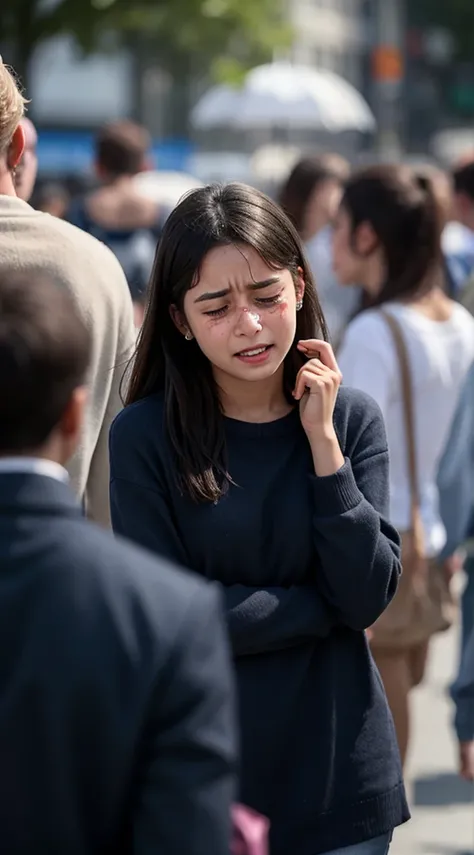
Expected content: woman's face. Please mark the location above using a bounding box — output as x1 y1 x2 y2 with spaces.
332 204 368 285
178 244 304 386
304 179 343 240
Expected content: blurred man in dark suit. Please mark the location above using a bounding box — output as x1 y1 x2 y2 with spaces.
0 269 236 855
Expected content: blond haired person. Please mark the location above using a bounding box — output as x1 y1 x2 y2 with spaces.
0 62 135 525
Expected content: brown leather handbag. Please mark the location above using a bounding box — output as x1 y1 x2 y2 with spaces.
370 310 456 651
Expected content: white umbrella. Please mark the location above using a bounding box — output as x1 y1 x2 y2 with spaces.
190 84 242 131
191 62 376 133
133 170 203 208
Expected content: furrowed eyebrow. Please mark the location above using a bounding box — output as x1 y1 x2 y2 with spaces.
194 288 230 304
248 277 280 291
194 277 280 304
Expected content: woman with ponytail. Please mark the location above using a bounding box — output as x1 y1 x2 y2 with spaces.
334 164 474 767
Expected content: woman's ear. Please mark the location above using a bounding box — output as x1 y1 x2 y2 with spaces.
354 221 378 257
296 266 306 303
169 304 192 339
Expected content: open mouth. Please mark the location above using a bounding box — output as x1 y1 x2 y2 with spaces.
235 344 273 363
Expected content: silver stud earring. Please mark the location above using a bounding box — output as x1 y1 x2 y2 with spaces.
184 330 193 341
296 300 303 311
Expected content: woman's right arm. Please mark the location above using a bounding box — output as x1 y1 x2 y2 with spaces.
110 417 337 655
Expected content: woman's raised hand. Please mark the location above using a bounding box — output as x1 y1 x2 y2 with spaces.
294 340 342 440
293 340 344 477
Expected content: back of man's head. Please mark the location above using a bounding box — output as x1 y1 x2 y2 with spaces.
96 120 151 179
0 271 91 458
0 61 26 153
0 61 28 197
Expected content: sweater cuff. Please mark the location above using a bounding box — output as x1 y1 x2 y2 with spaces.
310 459 363 518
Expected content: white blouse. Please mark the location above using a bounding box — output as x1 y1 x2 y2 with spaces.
338 302 474 555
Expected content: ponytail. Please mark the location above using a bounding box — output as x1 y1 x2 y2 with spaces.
342 164 443 308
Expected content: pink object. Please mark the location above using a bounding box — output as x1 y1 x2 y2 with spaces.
231 804 270 855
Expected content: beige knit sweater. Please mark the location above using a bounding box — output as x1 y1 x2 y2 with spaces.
0 194 136 527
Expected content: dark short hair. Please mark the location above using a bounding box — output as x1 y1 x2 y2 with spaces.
0 271 91 454
279 154 350 236
126 182 328 503
453 161 474 203
96 120 151 177
341 164 443 307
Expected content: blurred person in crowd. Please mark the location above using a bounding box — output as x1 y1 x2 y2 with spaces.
334 165 474 767
33 181 70 219
0 269 236 855
437 355 474 781
418 166 474 672
0 60 135 526
279 154 359 348
279 154 349 242
14 116 38 202
67 120 165 326
443 159 474 293
437 363 474 788
110 182 408 855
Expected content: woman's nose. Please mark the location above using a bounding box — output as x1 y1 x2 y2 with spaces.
234 307 263 334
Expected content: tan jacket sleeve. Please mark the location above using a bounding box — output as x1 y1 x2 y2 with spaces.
84 337 135 528
84 253 137 528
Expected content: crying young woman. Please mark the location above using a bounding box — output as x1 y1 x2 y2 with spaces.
109 183 409 855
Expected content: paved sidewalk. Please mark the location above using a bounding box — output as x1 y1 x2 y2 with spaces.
391 626 474 855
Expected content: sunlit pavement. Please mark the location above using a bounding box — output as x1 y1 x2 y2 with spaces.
390 625 474 855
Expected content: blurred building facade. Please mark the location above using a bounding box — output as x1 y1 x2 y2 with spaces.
24 0 370 178
289 0 367 89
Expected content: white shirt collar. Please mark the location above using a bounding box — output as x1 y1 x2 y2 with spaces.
0 457 69 484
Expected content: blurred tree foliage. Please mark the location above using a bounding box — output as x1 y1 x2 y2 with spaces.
0 0 291 85
408 0 474 61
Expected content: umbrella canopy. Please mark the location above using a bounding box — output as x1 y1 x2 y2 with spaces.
191 63 375 133
133 170 203 208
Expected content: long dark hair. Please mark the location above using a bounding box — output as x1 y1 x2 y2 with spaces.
342 164 444 308
279 154 350 236
126 182 328 503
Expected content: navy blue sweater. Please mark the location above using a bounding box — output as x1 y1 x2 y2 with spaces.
109 386 409 855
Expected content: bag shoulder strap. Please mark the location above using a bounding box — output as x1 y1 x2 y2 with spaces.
380 310 420 520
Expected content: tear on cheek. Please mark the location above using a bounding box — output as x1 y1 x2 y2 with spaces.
278 300 289 317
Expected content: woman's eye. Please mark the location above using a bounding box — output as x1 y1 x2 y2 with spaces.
256 294 282 306
204 306 228 317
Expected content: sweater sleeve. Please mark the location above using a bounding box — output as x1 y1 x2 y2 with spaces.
310 396 402 631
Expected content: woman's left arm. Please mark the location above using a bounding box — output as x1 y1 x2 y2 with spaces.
295 339 401 631
310 434 401 631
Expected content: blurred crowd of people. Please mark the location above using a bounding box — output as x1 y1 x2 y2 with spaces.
279 148 474 775
1 56 474 855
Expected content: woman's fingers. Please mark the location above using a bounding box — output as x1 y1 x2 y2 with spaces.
293 361 336 400
297 339 340 374
293 369 317 401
